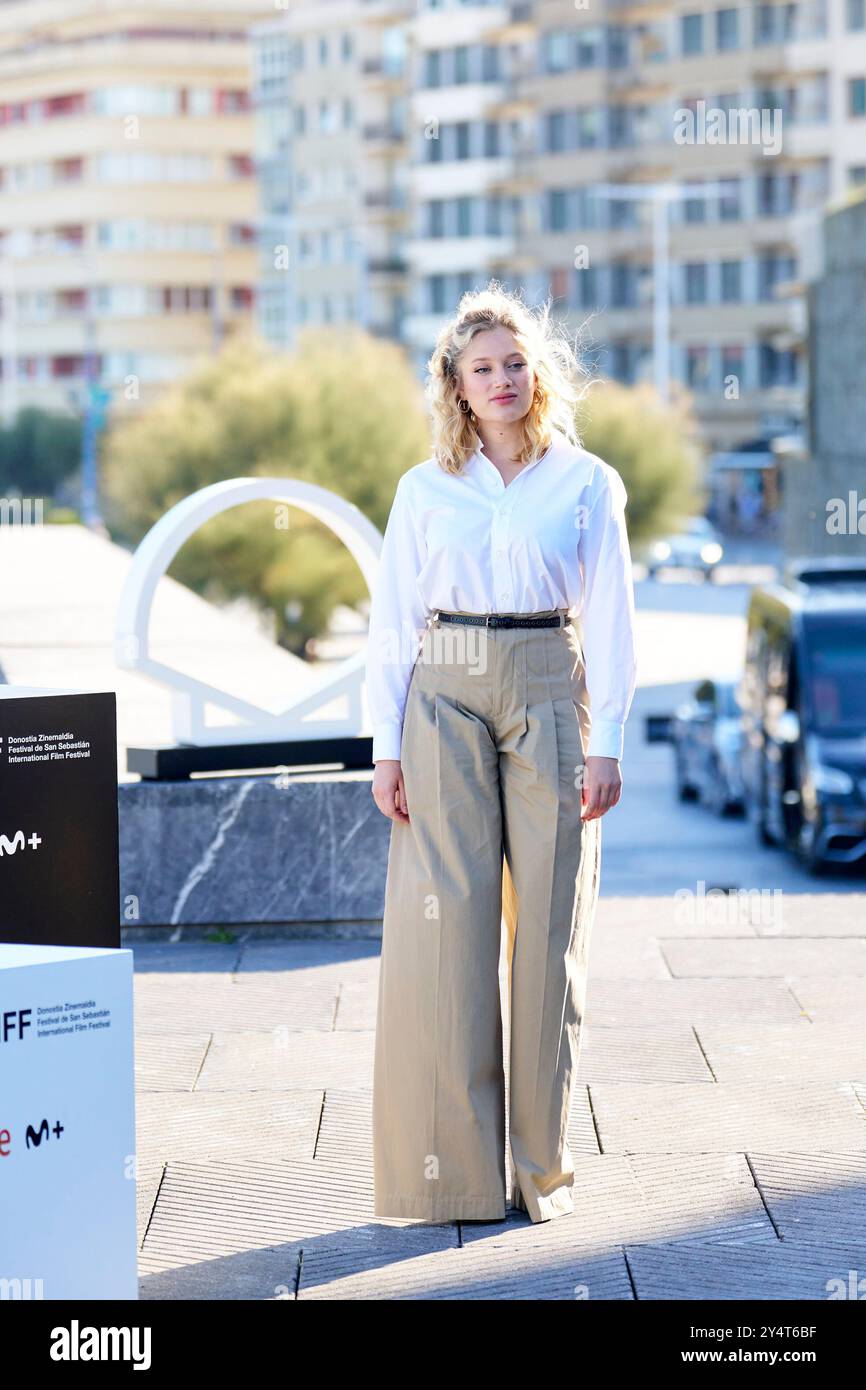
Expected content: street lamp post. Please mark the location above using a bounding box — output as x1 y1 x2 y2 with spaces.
591 180 743 405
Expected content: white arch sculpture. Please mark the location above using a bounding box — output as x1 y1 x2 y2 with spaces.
114 477 384 746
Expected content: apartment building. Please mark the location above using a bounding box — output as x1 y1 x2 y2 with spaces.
259 0 866 452
0 0 274 418
253 0 412 348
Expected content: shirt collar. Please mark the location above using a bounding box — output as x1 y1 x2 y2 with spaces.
472 426 561 473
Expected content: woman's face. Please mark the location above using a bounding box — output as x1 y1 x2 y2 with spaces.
456 326 535 427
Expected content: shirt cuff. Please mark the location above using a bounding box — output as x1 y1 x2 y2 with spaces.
586 719 624 761
372 722 403 763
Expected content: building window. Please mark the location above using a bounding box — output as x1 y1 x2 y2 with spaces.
424 50 441 88
318 36 328 65
429 200 445 237
721 345 745 386
719 177 741 220
549 267 570 302
758 254 796 298
576 108 601 147
455 121 470 158
545 110 567 152
576 266 598 308
720 260 742 301
577 26 604 66
716 8 739 49
548 189 568 231
542 31 571 72
456 196 472 235
685 345 710 388
684 262 707 303
848 77 866 116
683 188 706 222
483 121 499 156
430 274 447 312
759 343 798 387
610 263 633 307
681 13 703 54
481 45 499 80
847 0 866 26
341 32 353 61
454 46 469 84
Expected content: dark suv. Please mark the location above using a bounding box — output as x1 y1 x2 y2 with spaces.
739 558 866 874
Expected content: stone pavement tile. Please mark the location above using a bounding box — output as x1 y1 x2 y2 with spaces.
464 1153 774 1251
135 1031 211 1092
310 1086 599 1188
133 974 338 1033
661 938 866 978
596 896 757 938
298 1236 631 1299
138 1157 457 1298
130 942 243 974
333 981 376 1029
749 1152 866 1244
627 1238 866 1300
787 976 866 1023
590 1080 866 1152
584 929 673 979
136 1160 164 1246
585 978 805 1026
572 1024 714 1084
696 1021 866 1082
752 893 866 938
312 1089 373 1171
135 1090 323 1165
140 1246 302 1301
195 1029 374 1091
560 1085 602 1155
235 939 381 984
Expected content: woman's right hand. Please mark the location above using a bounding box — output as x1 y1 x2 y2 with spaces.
372 759 410 824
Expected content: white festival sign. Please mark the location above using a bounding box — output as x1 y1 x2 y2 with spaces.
114 477 384 746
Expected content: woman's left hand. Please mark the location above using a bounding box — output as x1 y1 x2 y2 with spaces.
580 755 622 820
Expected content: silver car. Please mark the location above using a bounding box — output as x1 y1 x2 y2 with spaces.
646 516 725 581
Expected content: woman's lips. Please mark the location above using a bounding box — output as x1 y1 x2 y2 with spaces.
491 394 517 402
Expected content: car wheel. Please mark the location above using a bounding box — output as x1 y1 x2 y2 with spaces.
794 826 829 877
675 747 699 802
756 755 778 846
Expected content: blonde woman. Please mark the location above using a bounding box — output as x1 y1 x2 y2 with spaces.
365 283 637 1225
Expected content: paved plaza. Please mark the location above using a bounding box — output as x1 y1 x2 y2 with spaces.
132 886 866 1301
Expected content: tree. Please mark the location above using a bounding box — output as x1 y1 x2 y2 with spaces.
0 407 81 498
575 378 703 546
102 328 431 652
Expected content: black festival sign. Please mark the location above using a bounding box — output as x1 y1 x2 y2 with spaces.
0 692 120 948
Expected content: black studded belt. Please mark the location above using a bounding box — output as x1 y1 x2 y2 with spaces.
434 611 567 630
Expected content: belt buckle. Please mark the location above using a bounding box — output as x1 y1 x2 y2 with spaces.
484 613 493 629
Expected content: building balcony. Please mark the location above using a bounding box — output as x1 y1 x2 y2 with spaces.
361 124 408 152
404 235 516 274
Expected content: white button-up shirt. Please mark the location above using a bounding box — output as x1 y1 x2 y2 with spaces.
365 425 638 763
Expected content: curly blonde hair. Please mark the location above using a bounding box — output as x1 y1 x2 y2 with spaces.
425 280 593 476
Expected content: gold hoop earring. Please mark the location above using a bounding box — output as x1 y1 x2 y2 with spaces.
458 398 471 414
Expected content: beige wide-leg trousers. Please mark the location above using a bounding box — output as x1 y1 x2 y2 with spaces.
373 609 601 1224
